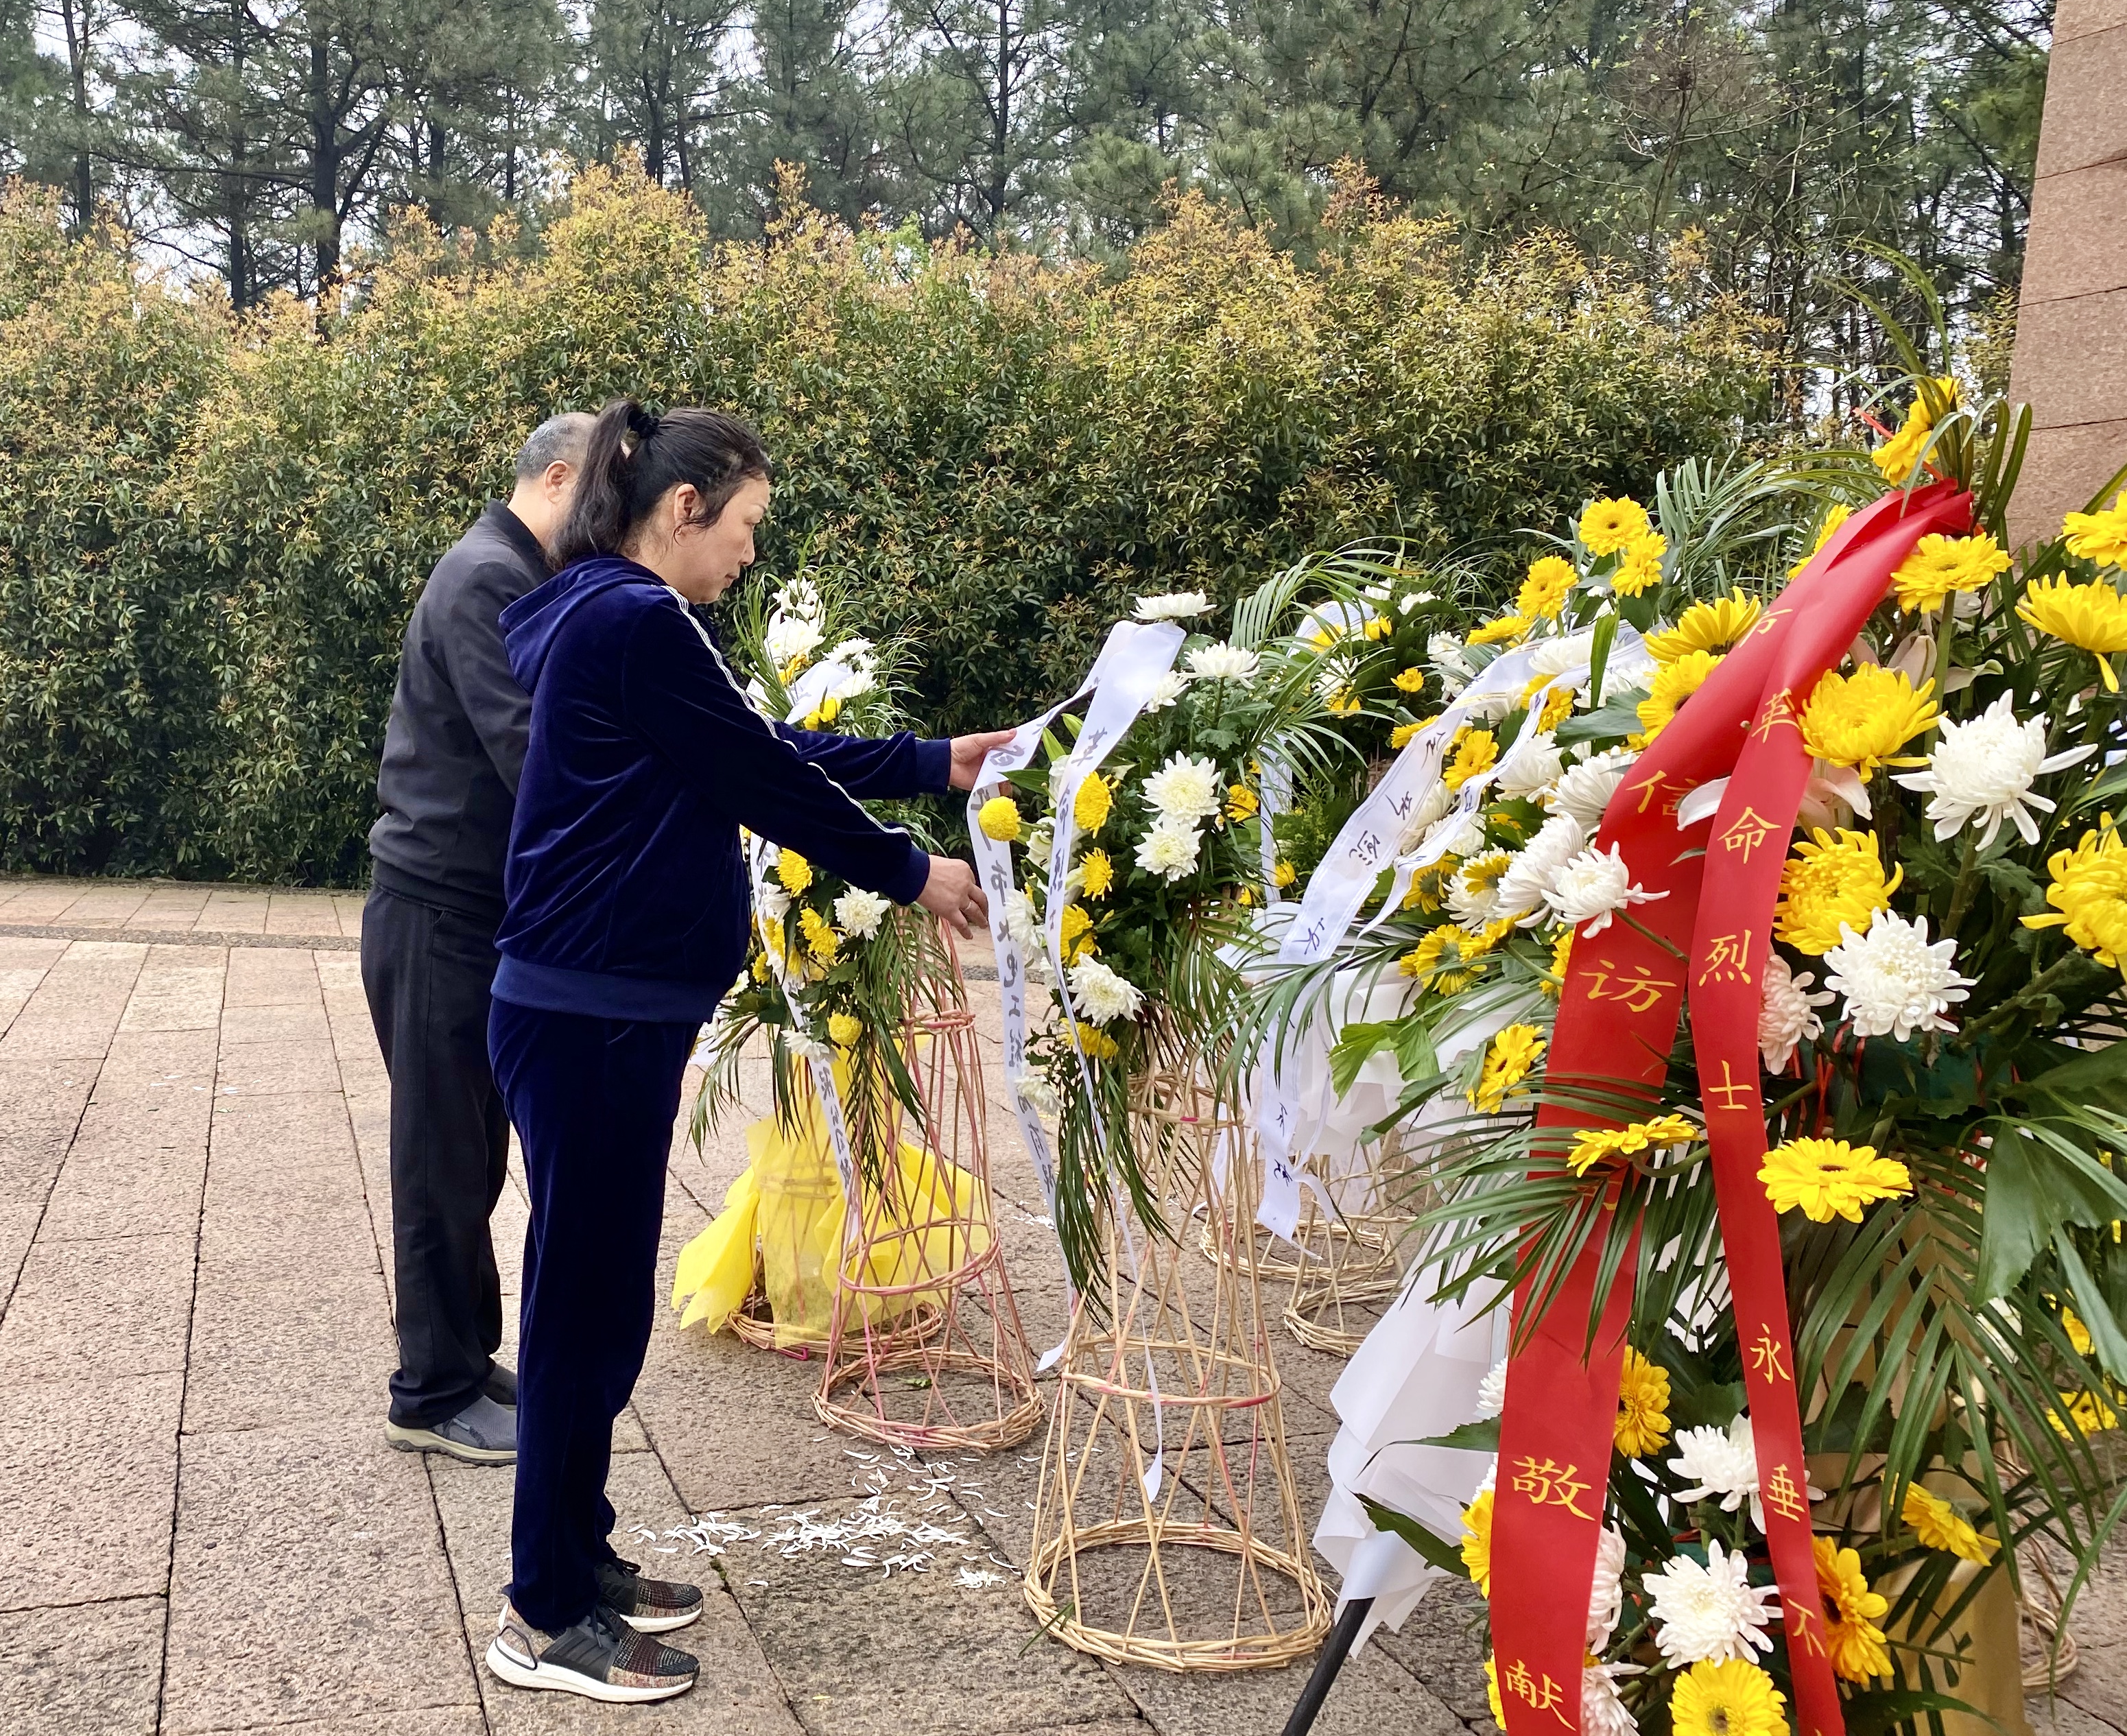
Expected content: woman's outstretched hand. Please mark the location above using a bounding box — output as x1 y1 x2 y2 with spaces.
917 856 988 936
948 730 1017 791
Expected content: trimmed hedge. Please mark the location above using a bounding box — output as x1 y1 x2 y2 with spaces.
0 167 1770 884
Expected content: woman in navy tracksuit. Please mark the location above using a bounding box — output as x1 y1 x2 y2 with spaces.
482 399 996 1704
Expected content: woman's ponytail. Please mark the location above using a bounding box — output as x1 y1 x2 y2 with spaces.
551 396 770 569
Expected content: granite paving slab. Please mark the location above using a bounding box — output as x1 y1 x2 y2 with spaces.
0 1593 166 1736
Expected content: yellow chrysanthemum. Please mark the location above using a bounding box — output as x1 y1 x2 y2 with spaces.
2024 818 2127 978
750 951 770 983
1567 1113 1699 1178
1538 683 1576 731
1469 1023 1546 1113
2050 1388 2119 1437
1459 1488 1493 1595
1902 1484 1997 1562
1814 1536 1893 1683
1759 1137 1913 1223
1225 783 1259 822
1580 495 1652 557
2019 575 2127 691
1273 859 1297 889
1326 686 1363 715
1069 1021 1120 1062
1442 727 1498 792
1392 665 1428 693
776 850 813 894
799 904 840 964
827 1011 862 1047
1790 503 1853 578
1612 529 1667 597
1873 377 1957 482
1801 665 1938 776
1892 531 2012 615
1672 1660 1787 1736
1545 927 1574 997
1517 554 1576 620
1364 614 1394 641
1775 828 1902 955
1645 592 1763 663
1636 647 1722 742
1073 772 1113 833
2065 1307 2095 1356
2065 489 2127 569
1468 613 1530 647
1397 923 1497 995
779 652 810 684
1615 1345 1672 1457
1402 859 1456 914
1080 848 1114 901
1058 902 1097 963
1390 720 1423 748
977 795 1022 842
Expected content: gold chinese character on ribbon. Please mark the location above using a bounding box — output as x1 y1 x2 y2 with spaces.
1697 929 1755 986
1704 1058 1755 1115
1628 770 1672 814
1788 1605 1828 1658
1764 1462 1808 1522
1719 807 1780 862
1585 959 1678 1015
1501 1658 1574 1728
1752 689 1801 743
1509 1456 1597 1521
1748 1325 1791 1383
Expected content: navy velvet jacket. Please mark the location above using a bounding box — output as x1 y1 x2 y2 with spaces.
490 556 949 1024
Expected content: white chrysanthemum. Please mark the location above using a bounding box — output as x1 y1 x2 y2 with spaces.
1529 629 1598 682
1548 746 1637 829
764 614 826 668
1398 589 1438 614
1134 590 1211 621
1645 1540 1780 1665
1134 819 1203 881
756 883 791 924
833 887 890 940
1495 731 1565 802
1423 807 1486 864
1758 953 1832 1072
1017 1077 1060 1119
1495 812 1588 925
1429 632 1474 695
1892 691 2096 848
1581 1661 1637 1736
1143 754 1224 825
787 1029 831 1062
1669 1416 1759 1517
818 639 879 702
1141 670 1190 713
1069 955 1144 1024
1400 780 1453 851
1448 851 1508 927
1588 1524 1627 1650
1824 909 1972 1041
1543 843 1669 936
1474 1358 1508 1420
1006 890 1043 955
1186 642 1260 684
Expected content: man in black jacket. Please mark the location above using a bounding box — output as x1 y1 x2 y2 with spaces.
365 412 593 1463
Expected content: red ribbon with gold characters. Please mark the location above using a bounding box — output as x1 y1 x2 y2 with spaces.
1488 480 1972 1733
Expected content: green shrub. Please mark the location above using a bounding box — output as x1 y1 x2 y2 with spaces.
0 165 1770 885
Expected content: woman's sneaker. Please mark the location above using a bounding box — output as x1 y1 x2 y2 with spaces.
486 1600 698 1703
595 1557 704 1632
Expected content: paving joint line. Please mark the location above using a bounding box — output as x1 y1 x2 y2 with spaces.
0 921 357 951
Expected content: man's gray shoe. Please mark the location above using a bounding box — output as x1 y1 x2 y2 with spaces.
482 1363 518 1407
385 1392 517 1464
486 1598 698 1703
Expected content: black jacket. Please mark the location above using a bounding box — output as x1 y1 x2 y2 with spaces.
369 502 548 919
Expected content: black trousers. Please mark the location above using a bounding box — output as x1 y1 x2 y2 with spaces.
361 885 512 1427
489 998 695 1632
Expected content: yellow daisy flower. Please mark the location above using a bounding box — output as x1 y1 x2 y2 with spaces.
1364 614 1394 640
1645 592 1763 663
1071 1021 1119 1062
1484 1656 1504 1725
1615 1345 1672 1456
2065 489 2127 569
1459 1488 1493 1595
1872 376 1957 483
1073 771 1113 833
1759 1137 1913 1222
977 795 1022 842
1273 859 1297 888
1636 647 1722 742
1800 665 1938 776
1326 686 1363 714
1672 1661 1787 1736
1775 829 1901 955
1891 531 2012 615
1567 1112 1699 1177
1612 528 1667 596
1902 1484 1997 1562
2019 574 2127 691
1058 902 1097 962
1442 727 1499 792
2024 818 2127 979
1402 859 1456 914
1397 923 1495 994
1814 1536 1893 1683
1580 495 1651 557
1469 1023 1547 1113
1468 613 1530 647
1790 503 1853 578
2050 1388 2119 1438
1517 554 1576 620
1080 848 1115 900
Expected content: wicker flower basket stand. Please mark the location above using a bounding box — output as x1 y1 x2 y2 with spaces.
1282 1139 1414 1357
813 981 1045 1452
1025 1069 1331 1671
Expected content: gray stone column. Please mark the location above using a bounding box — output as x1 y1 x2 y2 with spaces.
2007 0 2127 546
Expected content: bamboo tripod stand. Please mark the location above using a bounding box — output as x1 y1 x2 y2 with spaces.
1025 1069 1331 1669
815 971 1044 1451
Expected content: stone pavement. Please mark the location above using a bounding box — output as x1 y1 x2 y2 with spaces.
0 875 2121 1736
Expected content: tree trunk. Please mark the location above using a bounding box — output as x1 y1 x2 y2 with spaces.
61 0 93 233
309 28 342 292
